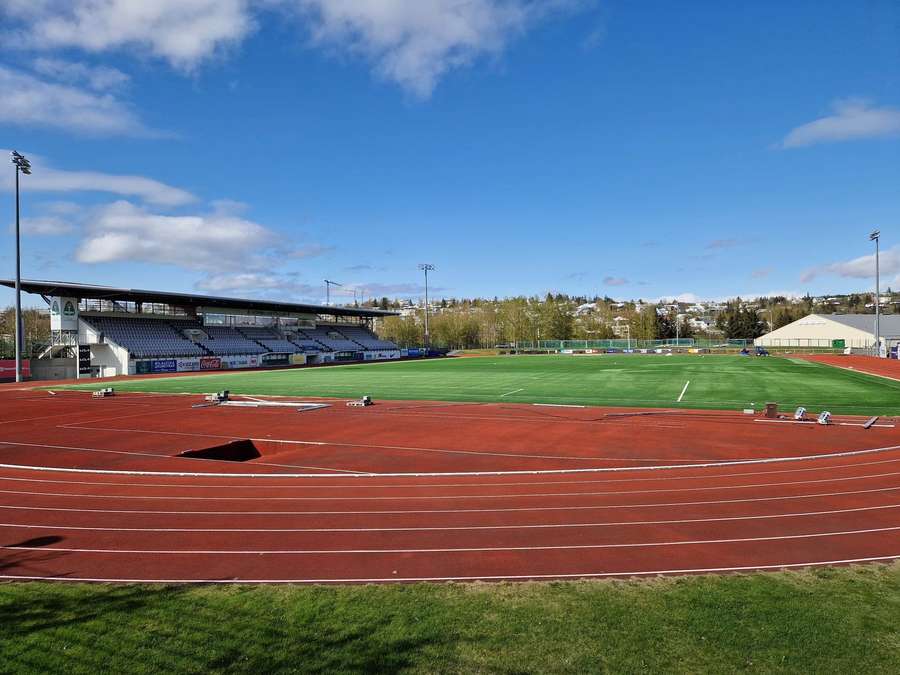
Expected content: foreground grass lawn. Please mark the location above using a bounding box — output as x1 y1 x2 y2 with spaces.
60 354 900 415
2 564 899 673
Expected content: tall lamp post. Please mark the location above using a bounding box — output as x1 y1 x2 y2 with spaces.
871 230 881 357
11 151 31 383
418 264 435 347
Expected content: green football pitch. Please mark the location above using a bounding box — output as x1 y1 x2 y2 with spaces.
63 354 900 415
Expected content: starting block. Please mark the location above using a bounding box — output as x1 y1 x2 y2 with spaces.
347 395 373 408
794 407 807 421
204 390 230 403
817 411 832 426
92 387 115 398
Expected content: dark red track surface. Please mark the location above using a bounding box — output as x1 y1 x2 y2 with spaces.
796 353 900 381
1 388 899 583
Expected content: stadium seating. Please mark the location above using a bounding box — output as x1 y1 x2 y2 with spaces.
336 324 400 350
237 327 305 353
82 316 397 358
197 326 267 355
298 326 365 352
83 316 206 359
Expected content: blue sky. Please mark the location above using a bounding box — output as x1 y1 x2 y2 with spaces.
1 1 899 308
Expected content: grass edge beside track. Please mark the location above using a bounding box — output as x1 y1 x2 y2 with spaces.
2 562 899 673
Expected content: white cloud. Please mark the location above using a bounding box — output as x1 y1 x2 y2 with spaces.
289 0 577 98
0 149 195 206
75 200 276 270
4 0 254 70
801 246 900 286
9 215 75 236
781 99 900 149
603 276 628 286
0 65 153 136
32 57 129 90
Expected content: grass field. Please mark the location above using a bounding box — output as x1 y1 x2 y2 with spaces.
2 564 899 673
63 354 900 415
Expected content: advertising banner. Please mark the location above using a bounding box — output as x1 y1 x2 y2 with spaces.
50 297 79 331
200 356 222 370
290 354 307 366
150 359 177 373
0 360 30 379
136 360 151 374
261 353 290 366
176 357 200 372
220 355 259 369
77 344 92 376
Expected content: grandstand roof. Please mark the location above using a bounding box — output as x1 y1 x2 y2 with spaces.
0 279 399 318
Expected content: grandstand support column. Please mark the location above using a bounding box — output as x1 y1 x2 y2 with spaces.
419 263 435 347
871 230 881 357
11 151 31 383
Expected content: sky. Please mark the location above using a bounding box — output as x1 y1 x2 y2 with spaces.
1 1 899 308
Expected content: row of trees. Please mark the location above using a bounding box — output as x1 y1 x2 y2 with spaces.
0 308 51 358
377 295 708 349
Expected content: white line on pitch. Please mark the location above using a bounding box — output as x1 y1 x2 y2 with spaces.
677 381 690 402
500 388 524 397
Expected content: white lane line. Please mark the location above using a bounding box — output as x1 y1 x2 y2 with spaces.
533 403 586 408
3 454 900 490
500 388 525 397
3 468 900 501
677 381 690 402
0 440 367 475
3 553 899 583
4 524 900 554
3 442 900 478
3 502 899 533
3 485 900 516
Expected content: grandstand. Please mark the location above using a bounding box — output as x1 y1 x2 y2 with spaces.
1 279 400 379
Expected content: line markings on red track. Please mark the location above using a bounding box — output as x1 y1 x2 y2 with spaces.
4 524 900 555
2 554 899 584
2 443 900 478
3 502 899 533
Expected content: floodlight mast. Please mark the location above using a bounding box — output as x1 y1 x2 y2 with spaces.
871 230 881 357
418 264 435 347
10 151 31 383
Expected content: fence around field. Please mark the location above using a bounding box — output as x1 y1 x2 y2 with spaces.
512 338 749 351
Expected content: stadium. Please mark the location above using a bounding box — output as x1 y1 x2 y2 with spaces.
1 277 899 585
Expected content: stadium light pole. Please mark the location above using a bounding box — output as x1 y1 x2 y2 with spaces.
10 151 31 383
871 230 881 357
418 264 435 347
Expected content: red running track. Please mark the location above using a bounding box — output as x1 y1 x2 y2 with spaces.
1 389 899 583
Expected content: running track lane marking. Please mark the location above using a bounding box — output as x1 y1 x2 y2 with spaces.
4 524 900 554
677 380 690 402
4 467 900 500
2 443 900 478
500 388 524 397
3 501 899 532
5 453 900 489
2 554 898 583
3 485 900 515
